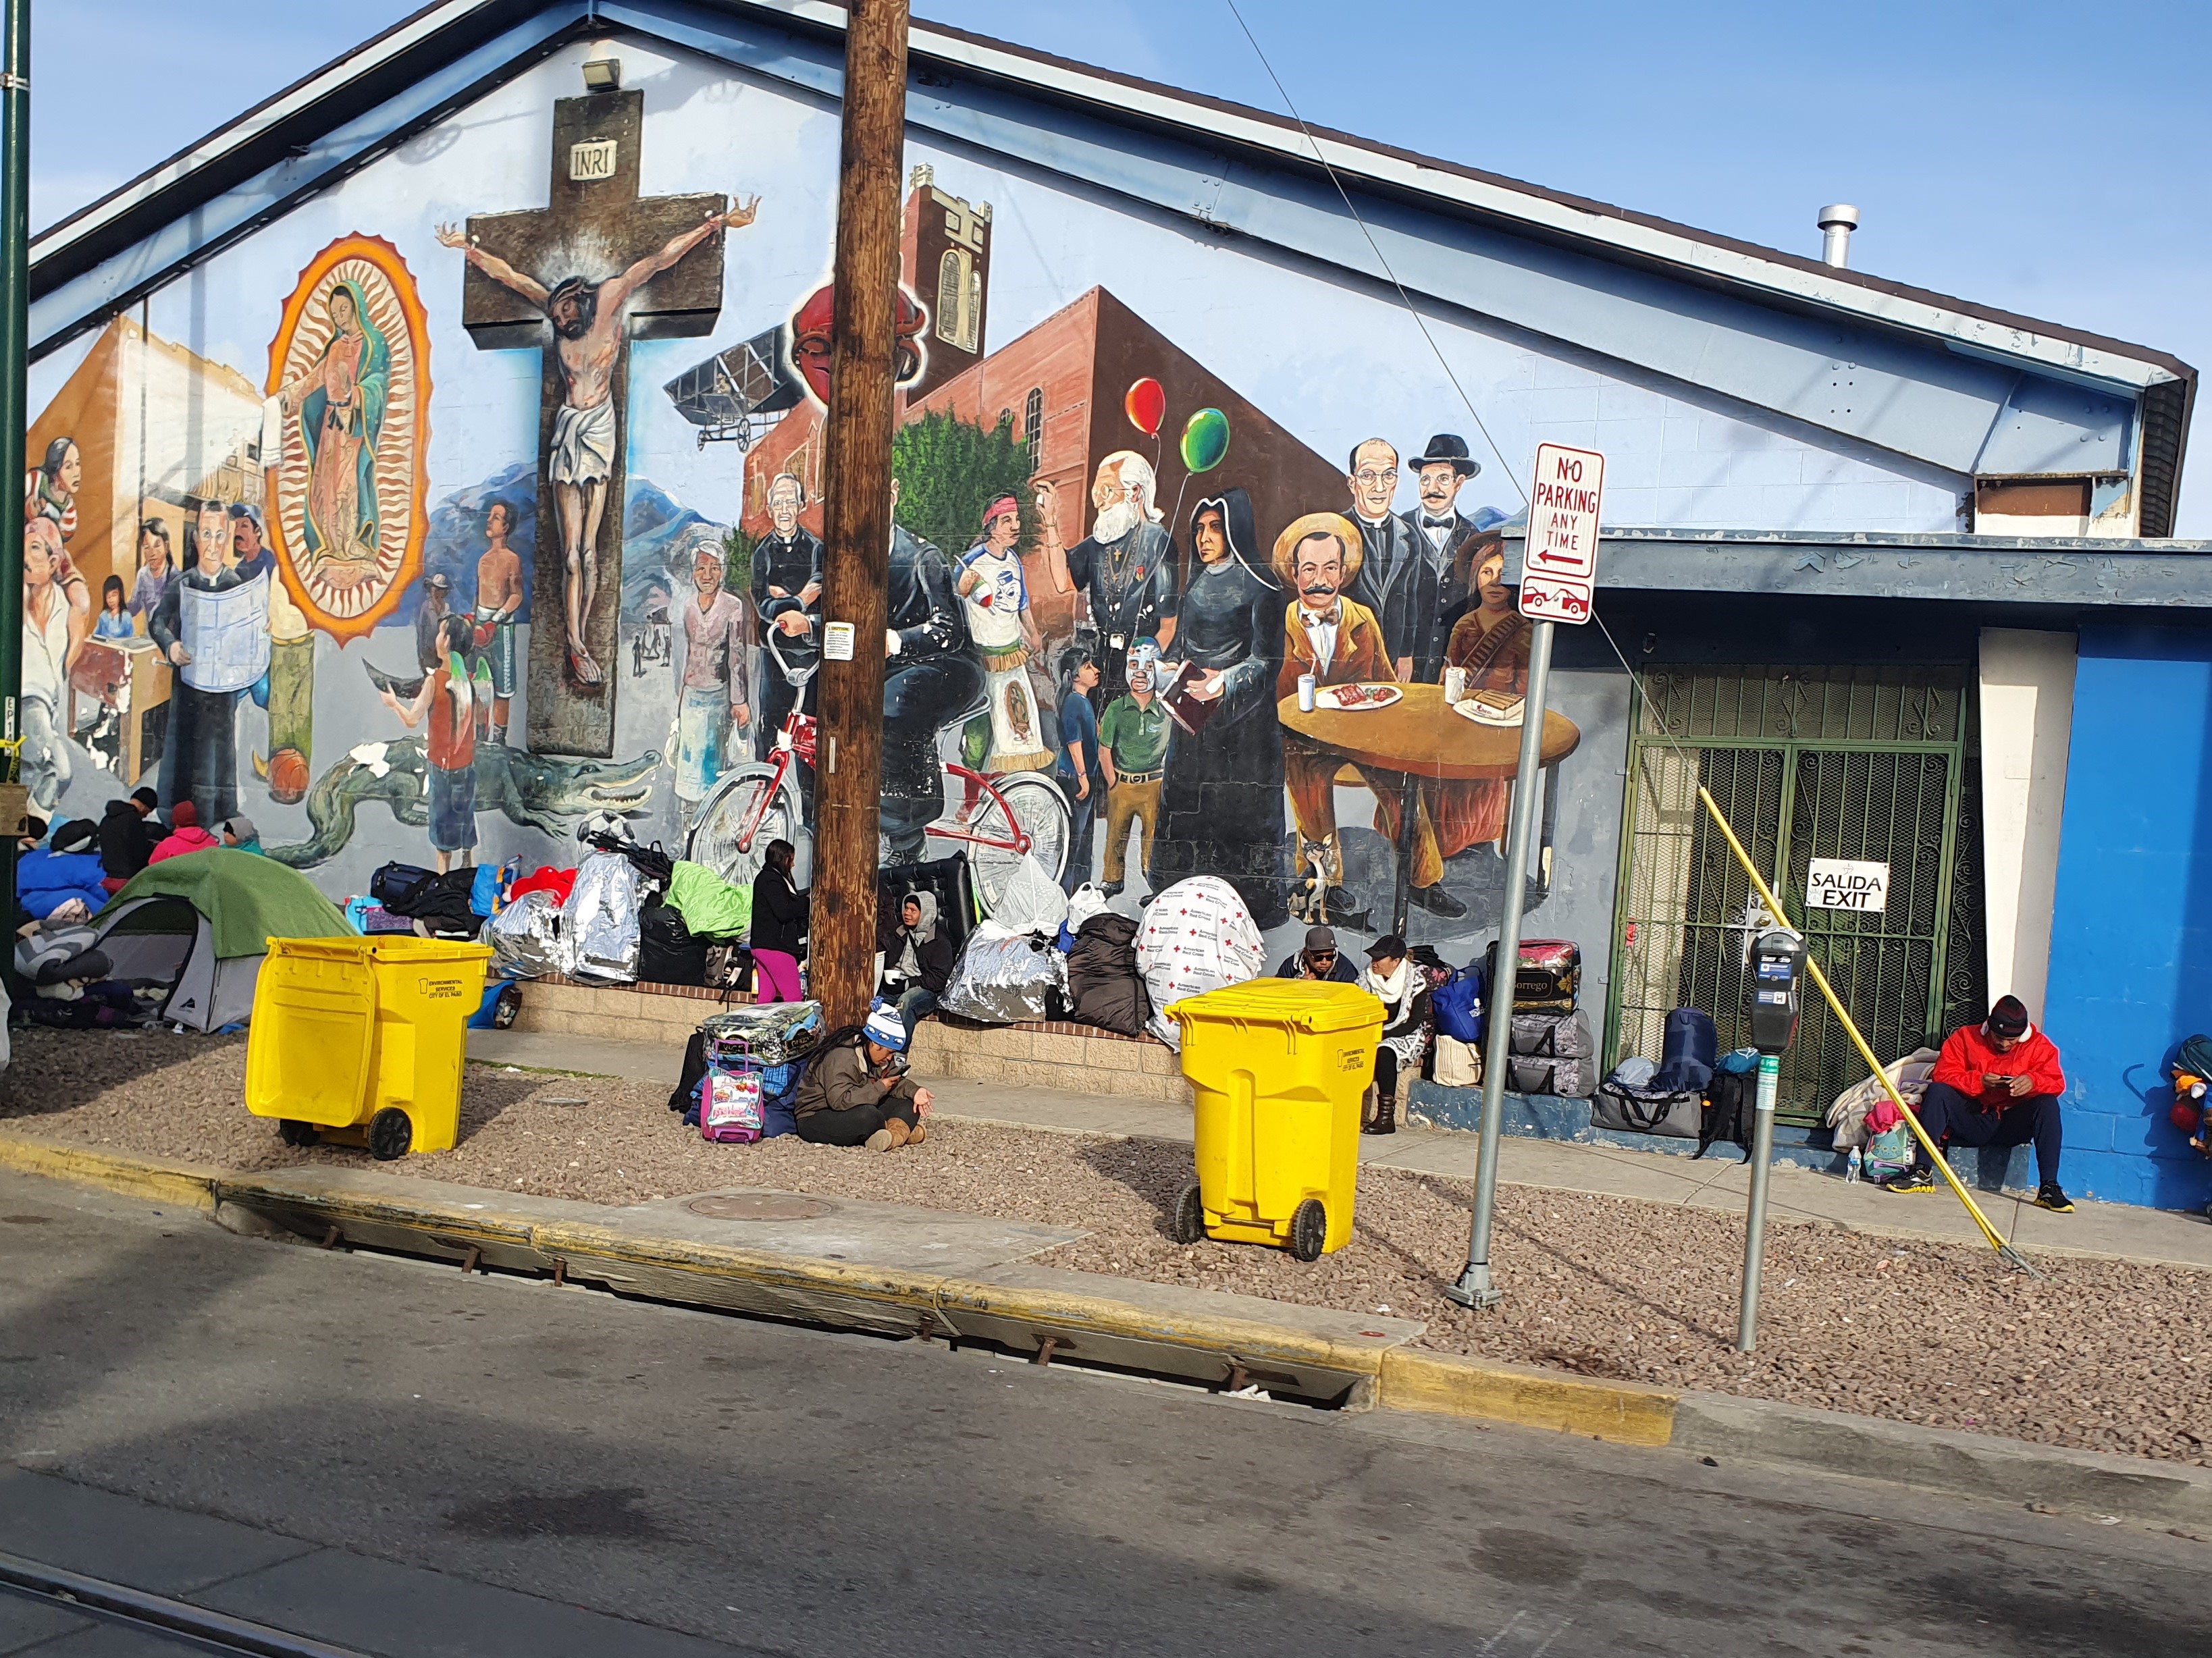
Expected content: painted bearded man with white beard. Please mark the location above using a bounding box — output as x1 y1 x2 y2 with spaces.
1037 451 1178 703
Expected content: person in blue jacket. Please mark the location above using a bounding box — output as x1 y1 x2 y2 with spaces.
18 818 111 919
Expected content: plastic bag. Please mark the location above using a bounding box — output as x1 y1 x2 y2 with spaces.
989 853 1068 935
488 889 562 979
1065 882 1110 932
940 921 1067 1025
1136 876 1267 1049
560 851 641 982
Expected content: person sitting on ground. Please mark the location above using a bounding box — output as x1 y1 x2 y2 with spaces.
18 818 110 919
98 787 161 882
748 838 809 1003
1883 994 2072 1212
877 888 954 1042
793 1002 935 1151
149 799 218 863
1361 933 1431 1137
1275 924 1359 983
221 815 263 855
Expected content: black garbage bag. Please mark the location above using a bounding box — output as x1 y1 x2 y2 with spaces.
1066 911 1149 1038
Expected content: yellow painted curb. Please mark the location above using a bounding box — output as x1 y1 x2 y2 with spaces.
1379 1348 1679 1446
0 1133 221 1212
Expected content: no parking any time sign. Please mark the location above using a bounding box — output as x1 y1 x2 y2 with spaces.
1519 442 1605 624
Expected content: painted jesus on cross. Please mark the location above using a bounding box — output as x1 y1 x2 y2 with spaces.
436 194 760 687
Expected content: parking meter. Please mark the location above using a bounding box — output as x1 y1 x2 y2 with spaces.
1748 928 1806 1055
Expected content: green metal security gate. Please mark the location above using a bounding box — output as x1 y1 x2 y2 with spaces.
1606 666 1989 1125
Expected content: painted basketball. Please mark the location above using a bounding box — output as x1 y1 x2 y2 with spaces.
267 747 311 805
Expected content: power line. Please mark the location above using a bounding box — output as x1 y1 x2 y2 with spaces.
1220 0 1527 505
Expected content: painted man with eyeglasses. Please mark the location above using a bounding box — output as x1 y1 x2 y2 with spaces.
1344 437 1444 683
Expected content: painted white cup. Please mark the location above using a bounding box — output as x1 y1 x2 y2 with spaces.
1296 673 1317 713
1444 666 1468 705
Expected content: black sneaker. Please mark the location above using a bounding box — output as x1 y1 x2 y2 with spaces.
1882 1164 1938 1195
2033 1183 2075 1213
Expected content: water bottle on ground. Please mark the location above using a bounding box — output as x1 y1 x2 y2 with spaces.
1846 1146 1863 1183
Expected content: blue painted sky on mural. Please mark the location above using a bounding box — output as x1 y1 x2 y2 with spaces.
33 0 2212 533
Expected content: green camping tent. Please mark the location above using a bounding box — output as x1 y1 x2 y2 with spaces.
93 851 351 1032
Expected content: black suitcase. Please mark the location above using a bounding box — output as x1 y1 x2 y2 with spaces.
1481 938 1580 1013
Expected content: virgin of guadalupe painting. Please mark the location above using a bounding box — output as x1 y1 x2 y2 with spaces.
265 234 431 642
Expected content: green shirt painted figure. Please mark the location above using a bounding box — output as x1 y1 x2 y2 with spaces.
1099 694 1170 774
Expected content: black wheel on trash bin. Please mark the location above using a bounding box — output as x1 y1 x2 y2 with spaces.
1288 1198 1327 1262
278 1119 318 1148
367 1108 413 1162
1171 1181 1205 1244
491 984 522 1029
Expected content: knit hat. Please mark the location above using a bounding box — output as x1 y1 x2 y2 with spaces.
223 815 258 844
863 1002 909 1052
170 800 199 829
130 786 158 811
1986 995 2030 1038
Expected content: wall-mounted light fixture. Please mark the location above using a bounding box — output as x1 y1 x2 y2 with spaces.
581 57 621 92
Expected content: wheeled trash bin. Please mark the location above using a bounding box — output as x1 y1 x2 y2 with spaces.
244 936 495 1159
1168 980 1383 1260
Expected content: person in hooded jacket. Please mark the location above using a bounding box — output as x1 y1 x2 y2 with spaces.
1148 487 1288 926
1361 934 1430 1136
17 820 109 918
876 888 953 1042
98 788 161 881
1882 994 2073 1212
149 799 219 863
749 838 809 1002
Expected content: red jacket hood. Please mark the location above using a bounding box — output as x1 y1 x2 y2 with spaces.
1931 1019 2065 1102
149 826 219 863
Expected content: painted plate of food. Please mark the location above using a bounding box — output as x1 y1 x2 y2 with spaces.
1317 682 1402 712
1451 689 1526 727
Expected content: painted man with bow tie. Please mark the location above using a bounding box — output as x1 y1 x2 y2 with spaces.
1402 433 1502 641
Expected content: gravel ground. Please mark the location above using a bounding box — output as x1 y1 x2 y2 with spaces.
8 1025 2212 1468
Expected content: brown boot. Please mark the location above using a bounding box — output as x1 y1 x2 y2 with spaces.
1363 1089 1397 1135
881 1118 912 1150
1360 1084 1379 1129
905 1118 928 1146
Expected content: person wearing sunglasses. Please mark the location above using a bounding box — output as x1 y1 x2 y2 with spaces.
1275 924 1360 984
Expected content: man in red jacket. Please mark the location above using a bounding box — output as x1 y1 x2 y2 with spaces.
1883 995 2072 1211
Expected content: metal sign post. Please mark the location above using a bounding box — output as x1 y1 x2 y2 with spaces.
1446 444 1603 1311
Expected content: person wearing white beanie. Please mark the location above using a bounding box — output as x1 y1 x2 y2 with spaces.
792 1002 936 1151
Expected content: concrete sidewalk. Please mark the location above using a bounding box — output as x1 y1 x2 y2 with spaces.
468 1026 2212 1274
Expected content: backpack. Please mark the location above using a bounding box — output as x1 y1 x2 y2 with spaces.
369 861 436 909
1696 1069 1755 1162
1654 1007 1718 1093
2175 1034 2212 1084
1862 1121 1918 1181
698 1067 766 1142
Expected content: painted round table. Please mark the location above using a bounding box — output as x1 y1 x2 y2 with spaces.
1276 683 1581 779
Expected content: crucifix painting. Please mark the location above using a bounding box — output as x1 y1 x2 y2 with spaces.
440 83 758 755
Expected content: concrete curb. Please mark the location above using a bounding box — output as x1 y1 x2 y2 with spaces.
8 1129 2212 1528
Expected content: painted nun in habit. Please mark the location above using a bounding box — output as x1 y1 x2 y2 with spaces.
1148 486 1288 926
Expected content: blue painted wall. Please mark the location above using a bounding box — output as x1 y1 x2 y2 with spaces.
2044 625 2212 1211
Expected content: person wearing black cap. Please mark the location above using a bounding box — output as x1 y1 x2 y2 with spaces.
1884 995 2072 1212
416 573 453 674
98 788 161 880
1361 934 1430 1135
1275 924 1359 984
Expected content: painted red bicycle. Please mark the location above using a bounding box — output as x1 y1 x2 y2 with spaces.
683 706 1072 917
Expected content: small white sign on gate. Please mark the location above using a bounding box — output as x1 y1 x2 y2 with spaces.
1808 858 1889 913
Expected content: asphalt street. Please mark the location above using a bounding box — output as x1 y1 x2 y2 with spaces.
0 1168 2202 1658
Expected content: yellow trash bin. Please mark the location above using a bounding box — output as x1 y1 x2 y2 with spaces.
244 936 495 1160
1167 980 1383 1260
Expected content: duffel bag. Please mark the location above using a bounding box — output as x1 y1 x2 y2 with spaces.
1508 1052 1596 1098
1508 1009 1593 1060
1482 938 1579 1013
1433 969 1484 1044
1593 1087 1702 1137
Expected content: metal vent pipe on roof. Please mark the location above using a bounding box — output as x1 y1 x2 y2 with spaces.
1817 205 1860 269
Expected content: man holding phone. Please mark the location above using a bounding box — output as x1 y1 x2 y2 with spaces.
1883 995 2072 1212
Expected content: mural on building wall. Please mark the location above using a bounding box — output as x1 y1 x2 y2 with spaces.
20 46 1665 957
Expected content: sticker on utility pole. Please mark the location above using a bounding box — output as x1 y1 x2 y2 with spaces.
822 622 855 662
1807 858 1889 912
1519 443 1604 624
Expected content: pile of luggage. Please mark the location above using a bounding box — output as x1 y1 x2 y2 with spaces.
1427 938 1596 1098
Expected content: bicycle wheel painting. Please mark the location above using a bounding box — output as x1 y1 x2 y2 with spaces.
265 234 431 643
962 771 1072 915
687 765 803 889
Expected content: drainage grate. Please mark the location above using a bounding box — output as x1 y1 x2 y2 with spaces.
685 1192 833 1222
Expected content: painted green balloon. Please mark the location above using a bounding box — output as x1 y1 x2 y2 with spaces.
1180 406 1230 474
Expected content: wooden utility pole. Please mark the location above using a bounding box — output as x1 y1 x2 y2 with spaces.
810 0 910 1027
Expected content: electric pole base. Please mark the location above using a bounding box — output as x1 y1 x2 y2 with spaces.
1442 1266 1503 1310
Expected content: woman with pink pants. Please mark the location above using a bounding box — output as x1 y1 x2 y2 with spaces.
749 838 809 1002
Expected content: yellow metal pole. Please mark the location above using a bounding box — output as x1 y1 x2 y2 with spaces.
1694 786 2036 1273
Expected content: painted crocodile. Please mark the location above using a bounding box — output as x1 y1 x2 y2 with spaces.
262 739 662 868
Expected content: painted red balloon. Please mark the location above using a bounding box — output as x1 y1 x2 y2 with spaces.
1125 377 1166 437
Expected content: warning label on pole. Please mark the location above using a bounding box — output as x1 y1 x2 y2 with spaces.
1807 858 1889 913
1519 443 1604 625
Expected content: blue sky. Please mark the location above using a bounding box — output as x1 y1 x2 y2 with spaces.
34 0 2212 533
